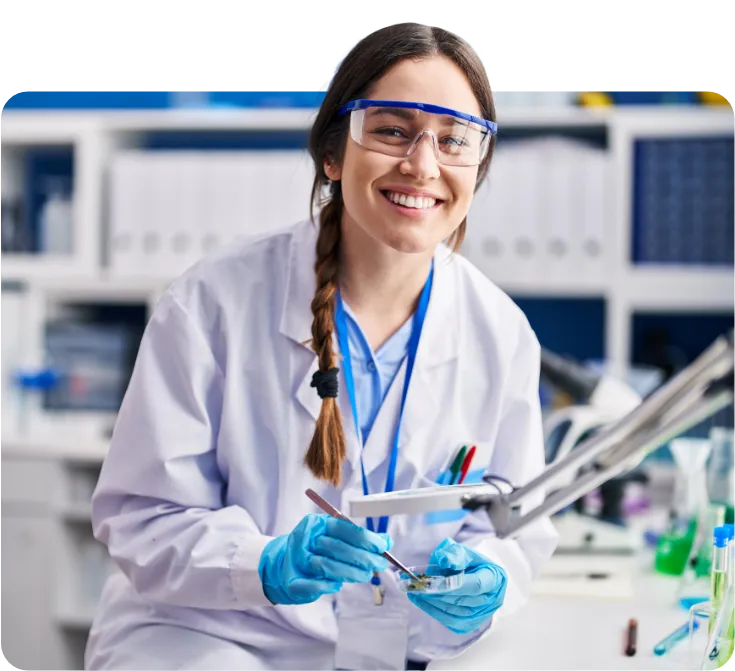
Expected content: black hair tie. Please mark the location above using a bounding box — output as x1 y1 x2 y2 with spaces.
311 368 339 399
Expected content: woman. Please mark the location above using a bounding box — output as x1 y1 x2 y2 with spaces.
86 22 557 671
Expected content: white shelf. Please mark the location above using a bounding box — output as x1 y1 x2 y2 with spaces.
102 108 320 132
55 607 95 630
0 115 94 144
2 434 109 463
1 255 98 283
57 503 93 522
494 277 608 297
28 274 169 301
495 106 612 127
4 106 728 137
624 266 734 311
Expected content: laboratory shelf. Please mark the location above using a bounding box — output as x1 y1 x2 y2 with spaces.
624 266 734 311
55 608 96 630
101 108 320 132
1 115 94 144
1 434 109 463
29 274 168 301
57 503 93 522
1 104 732 670
1 255 98 283
490 276 608 298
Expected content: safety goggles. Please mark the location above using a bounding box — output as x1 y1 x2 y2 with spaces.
337 99 497 167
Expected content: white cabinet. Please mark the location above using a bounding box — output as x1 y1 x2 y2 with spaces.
1 458 65 670
1 517 64 670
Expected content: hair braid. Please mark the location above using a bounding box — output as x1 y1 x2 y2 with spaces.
304 191 348 486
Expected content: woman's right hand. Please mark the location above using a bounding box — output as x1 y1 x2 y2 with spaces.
257 513 392 605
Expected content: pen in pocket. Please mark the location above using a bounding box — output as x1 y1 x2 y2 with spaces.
457 445 477 484
448 445 467 485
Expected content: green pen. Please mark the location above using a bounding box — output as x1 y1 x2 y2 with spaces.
449 445 467 485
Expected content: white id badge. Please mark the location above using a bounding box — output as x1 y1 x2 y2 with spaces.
335 583 409 670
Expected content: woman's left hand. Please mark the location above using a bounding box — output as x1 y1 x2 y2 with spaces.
406 538 507 635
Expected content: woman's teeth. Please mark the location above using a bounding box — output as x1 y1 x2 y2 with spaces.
385 191 437 209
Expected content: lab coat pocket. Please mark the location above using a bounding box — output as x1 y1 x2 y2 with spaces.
335 583 409 670
424 467 486 525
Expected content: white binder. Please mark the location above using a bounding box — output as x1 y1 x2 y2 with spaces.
108 150 314 279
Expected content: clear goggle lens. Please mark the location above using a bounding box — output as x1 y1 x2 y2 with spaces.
349 106 492 167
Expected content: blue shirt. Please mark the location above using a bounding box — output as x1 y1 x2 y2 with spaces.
340 301 412 444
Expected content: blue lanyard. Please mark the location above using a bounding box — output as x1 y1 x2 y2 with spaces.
334 262 434 534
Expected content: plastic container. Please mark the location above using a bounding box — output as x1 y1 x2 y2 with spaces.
396 565 464 594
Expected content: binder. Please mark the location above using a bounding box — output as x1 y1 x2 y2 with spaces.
543 137 576 284
108 150 315 279
578 147 609 283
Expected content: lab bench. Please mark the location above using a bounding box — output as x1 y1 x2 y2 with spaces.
428 561 696 670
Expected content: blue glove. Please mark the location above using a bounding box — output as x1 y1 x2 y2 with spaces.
407 538 507 634
258 513 392 605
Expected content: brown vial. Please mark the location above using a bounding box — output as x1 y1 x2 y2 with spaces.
624 618 638 657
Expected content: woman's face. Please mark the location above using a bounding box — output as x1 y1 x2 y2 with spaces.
326 55 483 255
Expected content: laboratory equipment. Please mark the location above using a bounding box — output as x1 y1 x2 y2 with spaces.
702 585 733 669
656 439 715 577
348 480 499 519
13 368 61 434
654 620 698 656
43 320 140 412
396 565 464 594
304 488 419 581
704 524 734 668
541 347 642 475
709 526 729 636
689 603 712 666
539 348 649 551
38 176 73 254
350 331 734 540
676 503 726 602
624 618 638 656
708 428 734 507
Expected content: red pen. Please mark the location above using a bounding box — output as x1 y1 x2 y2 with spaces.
457 445 477 484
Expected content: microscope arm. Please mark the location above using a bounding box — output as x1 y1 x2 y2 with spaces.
462 332 734 539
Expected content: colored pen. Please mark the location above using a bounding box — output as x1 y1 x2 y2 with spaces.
457 445 477 485
449 445 467 485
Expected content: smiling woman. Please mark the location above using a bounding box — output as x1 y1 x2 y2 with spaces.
85 21 557 671
305 30 499 485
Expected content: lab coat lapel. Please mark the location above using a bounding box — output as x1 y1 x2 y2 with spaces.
361 248 460 478
279 221 321 423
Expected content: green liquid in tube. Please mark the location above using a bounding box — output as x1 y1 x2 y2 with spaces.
710 571 727 636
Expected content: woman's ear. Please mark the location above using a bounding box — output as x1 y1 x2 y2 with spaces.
324 160 342 182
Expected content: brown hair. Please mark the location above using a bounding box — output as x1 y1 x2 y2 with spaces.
304 23 496 486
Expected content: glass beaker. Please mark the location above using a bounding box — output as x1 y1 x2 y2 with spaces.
688 603 711 668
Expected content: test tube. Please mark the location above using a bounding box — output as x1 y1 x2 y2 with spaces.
725 524 734 576
708 526 729 637
724 524 734 661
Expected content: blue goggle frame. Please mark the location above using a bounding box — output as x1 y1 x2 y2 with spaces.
337 99 498 136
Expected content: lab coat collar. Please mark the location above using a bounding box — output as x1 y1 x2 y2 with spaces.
282 219 460 478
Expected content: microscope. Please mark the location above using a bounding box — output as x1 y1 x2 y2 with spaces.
351 332 734 556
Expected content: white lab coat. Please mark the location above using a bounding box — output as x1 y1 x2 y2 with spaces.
85 218 558 670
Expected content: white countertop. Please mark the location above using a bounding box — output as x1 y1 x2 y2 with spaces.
429 554 699 670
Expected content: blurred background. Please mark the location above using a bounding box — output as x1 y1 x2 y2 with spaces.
1 91 733 669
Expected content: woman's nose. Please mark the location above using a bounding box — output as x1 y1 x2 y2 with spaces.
399 131 441 180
